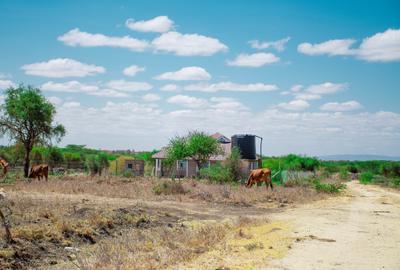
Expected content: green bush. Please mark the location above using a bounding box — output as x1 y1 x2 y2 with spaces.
314 180 345 193
200 163 233 183
122 170 134 178
339 167 350 180
153 181 187 195
359 172 374 184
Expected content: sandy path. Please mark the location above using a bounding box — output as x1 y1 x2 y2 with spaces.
266 181 400 270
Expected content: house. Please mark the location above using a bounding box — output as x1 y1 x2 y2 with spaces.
152 132 260 178
125 159 145 176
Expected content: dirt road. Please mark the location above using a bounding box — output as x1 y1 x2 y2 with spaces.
266 181 400 270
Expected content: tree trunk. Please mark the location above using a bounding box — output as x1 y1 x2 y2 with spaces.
24 147 31 178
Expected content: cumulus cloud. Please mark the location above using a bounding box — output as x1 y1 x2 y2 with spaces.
106 80 153 92
298 39 356 56
290 84 303 92
152 31 228 56
125 16 174 33
184 81 278 93
357 28 400 62
298 28 400 62
58 28 149 51
0 79 15 89
155 67 211 81
227 53 280 67
249 37 291 51
160 84 179 92
167 94 208 108
47 96 63 106
320 101 362 111
276 99 310 111
46 100 400 156
210 97 248 111
305 82 348 95
123 65 145 77
294 93 321 101
142 93 161 102
42 81 99 93
41 81 135 98
22 58 105 78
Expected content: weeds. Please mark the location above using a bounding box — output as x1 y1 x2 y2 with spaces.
153 181 187 195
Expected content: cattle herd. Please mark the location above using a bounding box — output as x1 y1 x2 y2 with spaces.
0 159 49 182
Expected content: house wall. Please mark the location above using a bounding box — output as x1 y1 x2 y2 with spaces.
125 160 145 176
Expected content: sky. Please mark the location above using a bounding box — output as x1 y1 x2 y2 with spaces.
0 0 399 156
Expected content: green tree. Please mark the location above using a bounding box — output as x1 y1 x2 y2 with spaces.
226 147 242 181
98 153 110 175
46 146 64 169
0 85 65 177
166 131 221 176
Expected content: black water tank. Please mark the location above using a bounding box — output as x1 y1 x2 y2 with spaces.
231 134 256 160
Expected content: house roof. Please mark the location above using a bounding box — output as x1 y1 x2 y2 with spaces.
210 132 231 143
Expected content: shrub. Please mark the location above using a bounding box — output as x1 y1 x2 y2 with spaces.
359 172 374 184
122 170 134 178
152 181 187 195
200 163 233 183
314 180 345 193
339 167 350 180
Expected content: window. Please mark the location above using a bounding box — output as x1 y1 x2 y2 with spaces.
127 163 133 169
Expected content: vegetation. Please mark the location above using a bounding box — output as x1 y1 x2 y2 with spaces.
166 131 221 175
200 147 243 183
0 85 65 176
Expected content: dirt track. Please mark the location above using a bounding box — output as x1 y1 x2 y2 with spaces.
266 181 400 270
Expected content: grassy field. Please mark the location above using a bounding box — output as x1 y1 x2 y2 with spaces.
0 175 336 269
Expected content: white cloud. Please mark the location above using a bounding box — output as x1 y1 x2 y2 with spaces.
41 81 130 98
42 81 99 93
142 93 161 102
125 16 174 33
227 52 280 67
160 84 179 92
249 37 291 51
22 58 105 78
357 28 400 62
276 99 310 111
47 96 63 106
46 100 400 156
298 39 356 56
58 28 149 52
185 81 278 93
152 31 228 56
210 97 248 111
294 93 321 100
290 84 303 92
62 101 81 108
298 29 400 62
167 95 208 108
155 66 211 81
0 80 15 89
123 65 145 77
106 80 153 92
306 82 347 95
89 89 129 98
320 101 362 112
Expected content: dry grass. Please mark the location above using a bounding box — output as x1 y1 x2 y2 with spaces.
4 175 328 207
0 176 334 269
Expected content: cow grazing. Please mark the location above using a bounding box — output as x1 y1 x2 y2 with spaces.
245 168 273 190
28 164 49 181
0 159 8 177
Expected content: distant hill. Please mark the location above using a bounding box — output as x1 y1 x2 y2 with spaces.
319 155 400 161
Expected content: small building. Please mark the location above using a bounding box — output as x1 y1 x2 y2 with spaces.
152 132 261 178
124 159 145 176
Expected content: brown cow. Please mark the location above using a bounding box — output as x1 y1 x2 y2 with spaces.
245 168 273 190
28 164 49 181
0 159 8 178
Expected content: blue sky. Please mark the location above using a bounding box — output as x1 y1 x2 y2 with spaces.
1 0 399 156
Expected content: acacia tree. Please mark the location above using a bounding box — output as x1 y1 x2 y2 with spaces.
0 85 65 177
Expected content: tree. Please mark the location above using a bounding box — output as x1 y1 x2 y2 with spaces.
166 131 221 176
0 85 65 177
46 146 64 170
97 153 110 176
